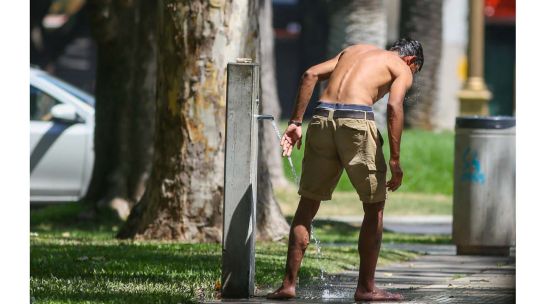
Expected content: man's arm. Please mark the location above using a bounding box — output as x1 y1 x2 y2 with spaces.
386 72 412 191
280 49 347 156
289 49 346 122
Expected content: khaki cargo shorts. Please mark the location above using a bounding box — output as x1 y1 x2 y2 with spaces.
298 111 388 203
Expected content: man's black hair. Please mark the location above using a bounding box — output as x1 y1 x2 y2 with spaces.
389 38 424 71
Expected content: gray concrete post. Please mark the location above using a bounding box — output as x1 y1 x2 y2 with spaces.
221 61 259 298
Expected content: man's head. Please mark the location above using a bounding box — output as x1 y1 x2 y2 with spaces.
389 38 424 74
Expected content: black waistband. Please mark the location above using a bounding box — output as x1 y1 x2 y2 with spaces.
316 101 374 111
313 108 375 121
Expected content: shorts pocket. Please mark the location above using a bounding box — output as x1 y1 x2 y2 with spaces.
340 119 367 131
367 171 388 203
367 163 377 171
366 152 387 173
368 172 378 197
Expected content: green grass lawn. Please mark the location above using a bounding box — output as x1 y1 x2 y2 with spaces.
311 219 451 244
279 122 454 195
276 187 452 217
31 204 418 303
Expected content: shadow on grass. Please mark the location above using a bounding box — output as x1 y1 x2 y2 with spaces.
31 204 358 303
31 204 215 303
31 202 123 237
31 240 219 303
31 239 344 303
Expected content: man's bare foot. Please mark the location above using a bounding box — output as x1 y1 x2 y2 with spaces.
266 285 295 299
354 286 403 302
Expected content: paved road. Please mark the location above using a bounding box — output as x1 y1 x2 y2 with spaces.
317 215 453 235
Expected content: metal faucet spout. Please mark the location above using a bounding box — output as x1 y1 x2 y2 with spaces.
254 114 275 121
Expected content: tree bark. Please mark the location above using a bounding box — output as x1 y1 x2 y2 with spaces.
255 0 290 241
125 0 157 206
118 0 259 242
258 0 289 189
86 0 136 216
400 0 442 129
84 0 156 219
256 145 289 241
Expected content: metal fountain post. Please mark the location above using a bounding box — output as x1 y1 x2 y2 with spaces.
222 59 277 298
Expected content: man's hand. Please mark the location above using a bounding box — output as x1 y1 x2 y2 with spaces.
386 159 403 191
280 124 302 157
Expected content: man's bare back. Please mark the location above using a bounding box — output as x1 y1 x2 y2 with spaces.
320 44 414 106
283 41 421 160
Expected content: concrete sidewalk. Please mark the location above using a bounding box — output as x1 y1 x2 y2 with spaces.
297 250 516 303
210 244 515 303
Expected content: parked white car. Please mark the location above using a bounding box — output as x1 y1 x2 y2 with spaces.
30 67 95 203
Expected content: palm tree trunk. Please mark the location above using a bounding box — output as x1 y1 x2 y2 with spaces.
400 0 443 129
327 0 387 56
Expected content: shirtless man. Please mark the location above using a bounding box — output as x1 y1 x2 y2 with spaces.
268 38 423 301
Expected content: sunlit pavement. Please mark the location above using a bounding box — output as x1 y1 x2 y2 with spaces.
209 244 515 303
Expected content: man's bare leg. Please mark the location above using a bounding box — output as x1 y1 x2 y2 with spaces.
354 201 403 301
267 196 321 299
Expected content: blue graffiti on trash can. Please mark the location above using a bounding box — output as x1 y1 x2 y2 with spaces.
461 147 485 184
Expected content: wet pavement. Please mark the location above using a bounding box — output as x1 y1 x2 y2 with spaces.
208 244 515 303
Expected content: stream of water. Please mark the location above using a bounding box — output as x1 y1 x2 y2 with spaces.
270 120 299 184
269 119 337 299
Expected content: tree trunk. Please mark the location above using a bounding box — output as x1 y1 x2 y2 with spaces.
30 0 53 67
86 0 136 216
118 0 259 242
259 0 289 189
326 0 388 128
256 0 290 241
125 0 157 206
400 0 442 129
85 0 156 219
327 0 387 56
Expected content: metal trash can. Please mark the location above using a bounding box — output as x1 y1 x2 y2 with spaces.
452 116 516 256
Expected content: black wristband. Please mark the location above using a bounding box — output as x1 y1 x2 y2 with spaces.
288 120 302 126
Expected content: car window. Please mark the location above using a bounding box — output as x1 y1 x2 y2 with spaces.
37 74 95 107
30 85 61 122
